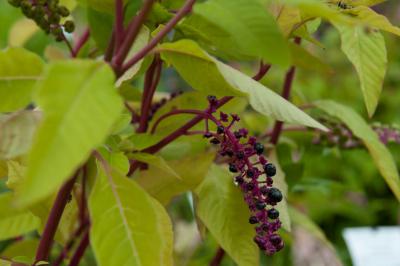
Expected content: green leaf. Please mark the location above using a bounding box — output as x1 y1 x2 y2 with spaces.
136 152 215 205
195 164 259 266
268 150 291 231
193 0 290 67
15 60 123 207
129 152 181 180
89 153 174 266
0 48 44 112
1 239 39 264
0 192 40 241
289 42 333 74
349 6 400 36
87 8 113 51
333 22 387 116
6 160 26 190
315 100 400 201
158 40 327 131
0 259 11 266
0 111 41 160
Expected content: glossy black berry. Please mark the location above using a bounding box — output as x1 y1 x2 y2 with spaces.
264 163 276 177
255 200 266 210
216 125 224 134
210 138 220 144
268 208 279 219
249 216 258 224
268 188 283 203
246 169 254 178
229 164 238 173
254 142 264 155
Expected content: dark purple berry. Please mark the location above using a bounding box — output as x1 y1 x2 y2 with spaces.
226 150 234 157
236 151 244 159
216 125 224 134
268 208 279 219
246 183 255 191
210 138 220 144
234 131 242 139
203 132 212 138
249 216 258 224
260 186 268 195
255 200 266 210
264 163 276 177
254 142 264 155
269 234 282 245
229 164 238 173
268 188 283 203
235 176 244 184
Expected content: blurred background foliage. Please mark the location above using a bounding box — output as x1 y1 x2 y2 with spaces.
1 0 399 265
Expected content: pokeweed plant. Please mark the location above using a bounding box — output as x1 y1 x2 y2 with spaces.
0 0 399 266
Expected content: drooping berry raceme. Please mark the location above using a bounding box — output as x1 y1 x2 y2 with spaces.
7 0 75 41
202 96 284 255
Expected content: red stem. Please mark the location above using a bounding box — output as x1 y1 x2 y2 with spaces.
120 0 196 74
137 56 162 133
114 0 125 51
113 0 156 70
269 38 301 145
68 230 90 266
209 247 225 266
34 172 80 264
72 29 90 58
104 31 116 62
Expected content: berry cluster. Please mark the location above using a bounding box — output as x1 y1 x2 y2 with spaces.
312 120 400 149
204 96 284 255
7 0 74 41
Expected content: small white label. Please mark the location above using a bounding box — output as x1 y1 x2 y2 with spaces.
343 226 400 266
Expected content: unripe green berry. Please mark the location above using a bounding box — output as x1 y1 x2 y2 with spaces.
63 20 75 33
7 0 22 7
48 13 61 24
51 26 62 36
57 6 70 17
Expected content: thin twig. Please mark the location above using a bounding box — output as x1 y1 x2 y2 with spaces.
72 28 90 57
34 171 80 264
120 0 196 75
209 247 225 266
114 0 125 51
68 230 90 266
113 0 156 70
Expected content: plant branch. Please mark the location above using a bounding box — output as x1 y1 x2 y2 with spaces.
105 31 116 62
269 37 301 145
209 247 225 266
34 171 80 264
128 63 271 174
119 0 196 75
114 0 125 51
72 28 90 58
68 230 90 266
112 0 156 70
137 56 163 133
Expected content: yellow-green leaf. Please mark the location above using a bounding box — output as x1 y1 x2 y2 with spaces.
158 40 327 131
137 152 215 205
0 111 41 160
333 22 387 116
8 18 39 47
0 48 44 112
129 152 181 180
89 153 174 266
195 164 259 266
16 60 124 207
0 192 40 241
315 100 400 201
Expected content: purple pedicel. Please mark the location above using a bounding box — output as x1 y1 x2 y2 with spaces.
203 96 284 255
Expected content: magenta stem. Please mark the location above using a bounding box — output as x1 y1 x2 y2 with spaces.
114 0 125 51
68 230 90 266
72 28 90 57
209 247 225 266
